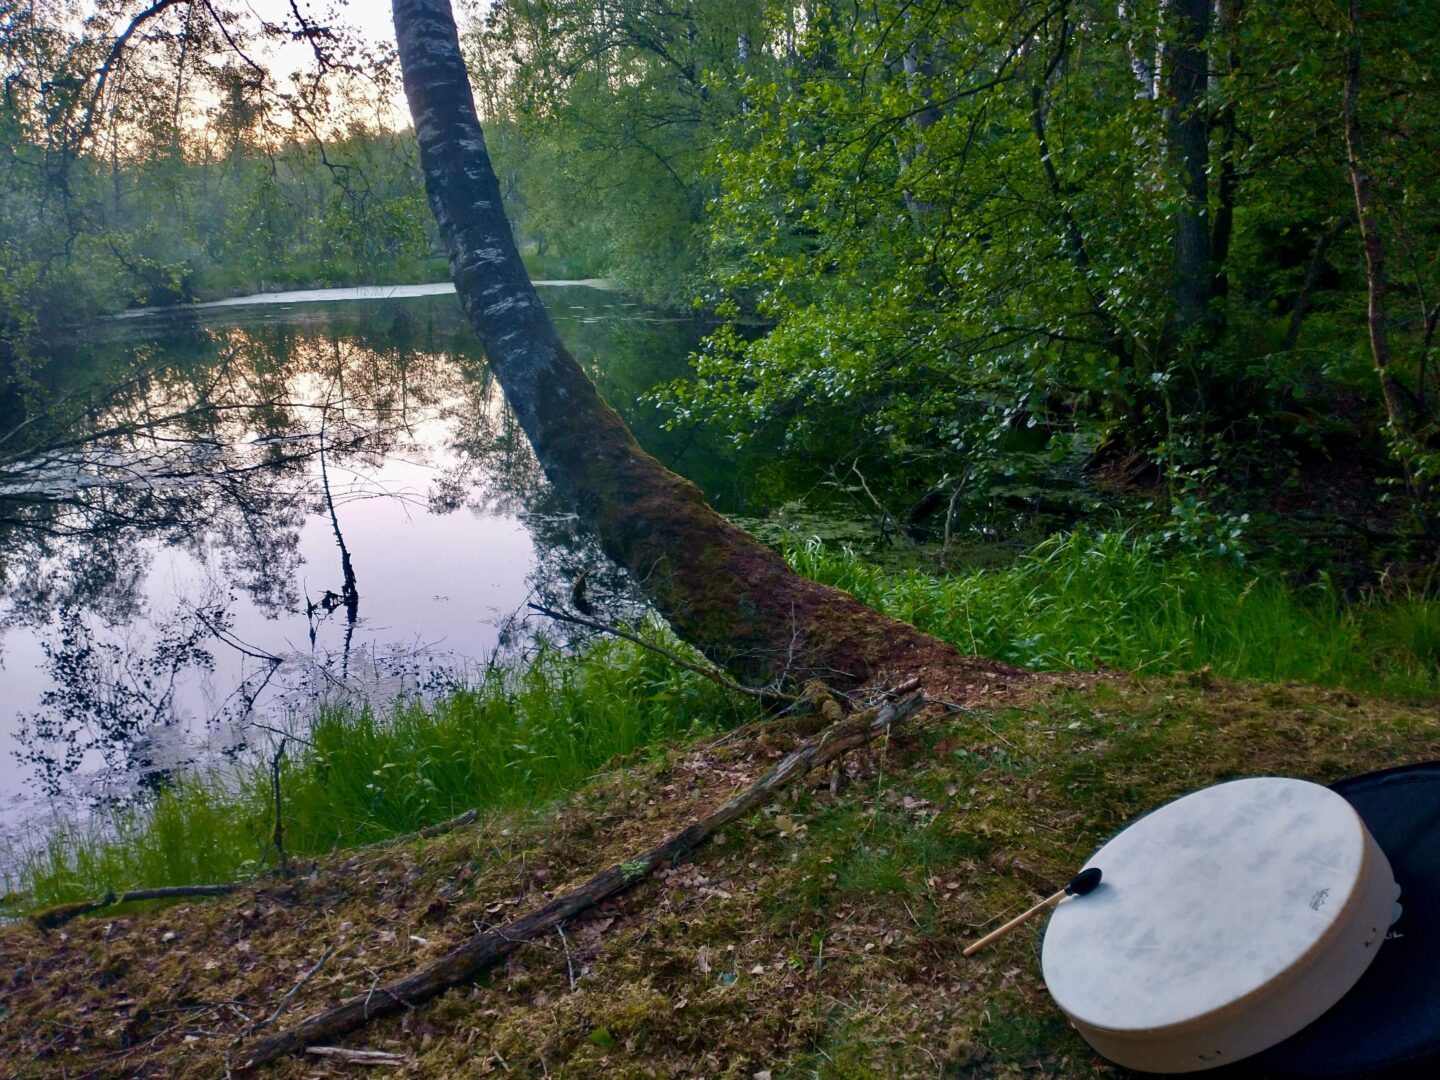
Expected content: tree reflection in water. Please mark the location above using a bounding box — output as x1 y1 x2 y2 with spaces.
0 290 717 808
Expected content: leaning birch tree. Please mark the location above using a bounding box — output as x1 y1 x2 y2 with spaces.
388 0 993 692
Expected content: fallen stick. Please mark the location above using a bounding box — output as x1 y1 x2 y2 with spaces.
237 690 926 1071
351 807 481 853
418 808 479 839
31 883 245 930
32 806 489 931
305 1046 410 1066
251 944 337 1032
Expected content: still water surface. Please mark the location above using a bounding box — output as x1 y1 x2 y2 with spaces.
0 285 763 832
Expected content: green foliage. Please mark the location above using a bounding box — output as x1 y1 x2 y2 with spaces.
4 632 760 909
787 531 1440 696
466 1 776 306
669 2 1174 471
638 0 1440 523
9 0 1439 533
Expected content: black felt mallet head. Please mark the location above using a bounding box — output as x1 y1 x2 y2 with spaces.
963 867 1103 957
1067 866 1103 897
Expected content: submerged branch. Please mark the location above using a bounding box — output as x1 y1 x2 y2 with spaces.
318 428 359 623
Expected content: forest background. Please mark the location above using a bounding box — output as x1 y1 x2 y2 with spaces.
4 0 1439 569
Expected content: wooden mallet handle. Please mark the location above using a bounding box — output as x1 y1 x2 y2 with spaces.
963 867 1102 958
963 889 1066 957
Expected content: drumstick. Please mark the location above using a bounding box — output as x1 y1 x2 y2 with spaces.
963 867 1102 957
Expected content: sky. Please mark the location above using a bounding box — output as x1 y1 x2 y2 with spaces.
246 0 497 127
254 0 409 59
68 0 499 140
82 0 484 131
245 0 414 126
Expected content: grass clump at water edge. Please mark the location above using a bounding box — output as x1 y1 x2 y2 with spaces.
3 632 760 912
8 528 1437 915
786 529 1440 697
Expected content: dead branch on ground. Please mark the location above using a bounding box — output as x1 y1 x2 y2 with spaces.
236 689 927 1070
305 1046 410 1066
31 883 245 930
251 945 336 1033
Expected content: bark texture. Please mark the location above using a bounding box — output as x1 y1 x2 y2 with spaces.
1209 0 1243 317
389 0 992 689
1028 14 1131 370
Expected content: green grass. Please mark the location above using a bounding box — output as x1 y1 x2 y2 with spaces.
8 529 1437 915
3 632 760 911
787 529 1440 697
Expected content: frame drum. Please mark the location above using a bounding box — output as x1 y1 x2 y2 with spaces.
1040 778 1397 1073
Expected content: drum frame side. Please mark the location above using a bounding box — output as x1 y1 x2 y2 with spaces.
1060 828 1396 1074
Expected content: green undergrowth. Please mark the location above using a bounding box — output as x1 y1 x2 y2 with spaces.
787 530 1440 697
10 677 1434 1077
3 632 759 913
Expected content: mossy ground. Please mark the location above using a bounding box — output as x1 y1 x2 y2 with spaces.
3 675 1438 1079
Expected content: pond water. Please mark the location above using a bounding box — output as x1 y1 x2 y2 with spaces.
0 284 782 834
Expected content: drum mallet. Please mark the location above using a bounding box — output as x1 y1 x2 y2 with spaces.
963 867 1103 957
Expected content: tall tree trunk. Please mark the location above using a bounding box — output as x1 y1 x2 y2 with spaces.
1209 0 1243 325
1028 14 1132 371
389 0 988 691
899 26 941 222
1342 0 1420 497
1284 212 1353 352
1117 1 1159 100
1162 0 1213 355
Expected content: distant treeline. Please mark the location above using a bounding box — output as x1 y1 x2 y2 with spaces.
0 123 440 330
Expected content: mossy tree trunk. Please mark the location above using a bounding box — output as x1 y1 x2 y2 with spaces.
390 0 978 689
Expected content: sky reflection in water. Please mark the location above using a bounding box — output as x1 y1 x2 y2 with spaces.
0 285 715 829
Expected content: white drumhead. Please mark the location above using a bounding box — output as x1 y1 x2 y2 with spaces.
1042 777 1369 1034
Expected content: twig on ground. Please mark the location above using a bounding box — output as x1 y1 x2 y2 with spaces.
32 884 244 930
705 676 919 751
557 922 577 991
702 714 778 750
350 808 481 854
926 697 1026 755
251 945 336 1033
305 1046 409 1066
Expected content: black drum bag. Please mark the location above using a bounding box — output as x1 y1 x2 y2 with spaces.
1263 762 1440 1076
